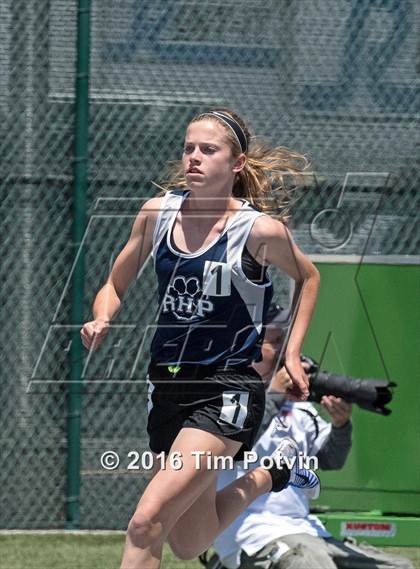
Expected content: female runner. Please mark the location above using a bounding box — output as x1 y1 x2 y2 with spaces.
81 109 320 568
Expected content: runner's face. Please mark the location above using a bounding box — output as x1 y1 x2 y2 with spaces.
182 120 238 190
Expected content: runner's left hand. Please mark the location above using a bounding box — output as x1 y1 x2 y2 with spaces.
284 355 310 401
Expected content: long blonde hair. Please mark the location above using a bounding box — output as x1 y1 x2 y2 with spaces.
158 108 310 220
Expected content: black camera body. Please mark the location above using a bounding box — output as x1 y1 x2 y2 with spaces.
301 356 395 415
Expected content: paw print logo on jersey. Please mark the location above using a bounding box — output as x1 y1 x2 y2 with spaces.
173 276 200 297
162 276 214 321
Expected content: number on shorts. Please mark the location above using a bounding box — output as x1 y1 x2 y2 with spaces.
220 391 249 428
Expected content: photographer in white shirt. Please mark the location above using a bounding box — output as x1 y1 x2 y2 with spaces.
203 306 413 569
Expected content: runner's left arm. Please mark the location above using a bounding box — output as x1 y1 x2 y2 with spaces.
248 216 320 400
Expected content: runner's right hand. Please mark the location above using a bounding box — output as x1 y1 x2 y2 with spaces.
80 319 110 351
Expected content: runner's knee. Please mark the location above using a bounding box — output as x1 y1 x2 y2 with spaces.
127 502 168 548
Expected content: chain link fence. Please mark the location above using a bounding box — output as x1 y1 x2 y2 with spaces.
1 0 419 529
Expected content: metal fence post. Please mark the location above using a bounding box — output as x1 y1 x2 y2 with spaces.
66 0 91 529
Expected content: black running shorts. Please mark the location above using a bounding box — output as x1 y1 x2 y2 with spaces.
146 360 266 461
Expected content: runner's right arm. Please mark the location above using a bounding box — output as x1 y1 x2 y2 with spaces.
81 197 162 350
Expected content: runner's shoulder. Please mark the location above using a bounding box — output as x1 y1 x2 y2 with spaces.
141 196 165 216
129 196 164 238
250 214 288 241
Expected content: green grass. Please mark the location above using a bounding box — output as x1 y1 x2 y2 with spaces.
0 534 418 569
0 535 201 569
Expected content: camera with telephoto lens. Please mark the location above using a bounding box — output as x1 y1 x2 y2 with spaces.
301 355 396 416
